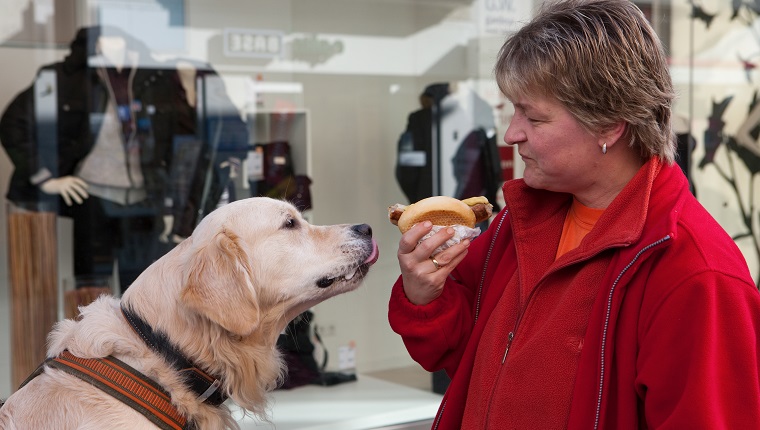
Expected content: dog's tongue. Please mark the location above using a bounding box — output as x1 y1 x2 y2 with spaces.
364 239 380 265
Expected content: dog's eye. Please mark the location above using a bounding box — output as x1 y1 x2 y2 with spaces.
283 217 298 229
317 277 335 288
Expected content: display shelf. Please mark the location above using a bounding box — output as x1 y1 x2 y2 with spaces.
232 375 442 430
247 109 311 178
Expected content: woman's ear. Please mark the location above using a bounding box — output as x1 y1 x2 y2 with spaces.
600 120 628 151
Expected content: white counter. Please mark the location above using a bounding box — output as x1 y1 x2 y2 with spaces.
233 375 443 429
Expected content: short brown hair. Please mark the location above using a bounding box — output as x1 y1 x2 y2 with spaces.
495 0 676 163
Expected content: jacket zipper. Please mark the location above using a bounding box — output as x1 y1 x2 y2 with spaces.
501 331 515 363
592 235 670 430
475 210 509 323
499 280 542 365
432 209 509 430
484 278 540 426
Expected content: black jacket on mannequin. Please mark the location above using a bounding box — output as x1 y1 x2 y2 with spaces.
0 26 248 291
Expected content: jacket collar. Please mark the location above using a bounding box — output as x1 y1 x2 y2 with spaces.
502 157 685 264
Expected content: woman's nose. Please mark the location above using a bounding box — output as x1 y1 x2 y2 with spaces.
503 122 525 146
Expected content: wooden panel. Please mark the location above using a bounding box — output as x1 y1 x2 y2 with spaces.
8 211 57 391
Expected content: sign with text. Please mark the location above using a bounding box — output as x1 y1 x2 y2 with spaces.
479 0 532 36
224 28 283 58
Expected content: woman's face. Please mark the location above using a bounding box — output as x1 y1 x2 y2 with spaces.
504 94 601 194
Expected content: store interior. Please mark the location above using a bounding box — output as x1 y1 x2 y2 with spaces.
0 1 521 426
3 0 760 427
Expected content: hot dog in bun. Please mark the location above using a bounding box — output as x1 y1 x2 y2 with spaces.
388 196 493 233
388 196 493 255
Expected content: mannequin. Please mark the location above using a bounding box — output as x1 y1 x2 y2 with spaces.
1 26 249 294
395 82 502 208
2 27 172 293
49 34 148 208
437 82 500 201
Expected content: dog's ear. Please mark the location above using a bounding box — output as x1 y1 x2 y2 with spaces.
181 229 261 336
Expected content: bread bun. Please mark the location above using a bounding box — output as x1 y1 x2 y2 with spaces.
397 196 476 233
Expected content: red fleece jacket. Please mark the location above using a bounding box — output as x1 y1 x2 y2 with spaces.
388 159 760 429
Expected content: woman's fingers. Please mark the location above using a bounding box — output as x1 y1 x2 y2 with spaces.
396 222 471 305
398 222 457 257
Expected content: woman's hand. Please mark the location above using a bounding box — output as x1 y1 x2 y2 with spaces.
397 221 470 305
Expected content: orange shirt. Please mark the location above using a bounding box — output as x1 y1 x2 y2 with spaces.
556 198 605 259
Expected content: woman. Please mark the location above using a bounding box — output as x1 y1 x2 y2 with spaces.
388 0 760 428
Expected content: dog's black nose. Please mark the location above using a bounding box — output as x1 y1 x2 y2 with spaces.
352 223 372 237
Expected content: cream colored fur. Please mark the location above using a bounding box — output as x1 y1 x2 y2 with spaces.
0 197 378 430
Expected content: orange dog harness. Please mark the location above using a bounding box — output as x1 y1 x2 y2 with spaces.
24 350 191 430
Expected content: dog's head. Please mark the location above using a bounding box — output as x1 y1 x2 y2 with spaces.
179 197 379 338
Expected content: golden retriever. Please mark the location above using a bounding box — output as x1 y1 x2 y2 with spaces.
0 197 379 429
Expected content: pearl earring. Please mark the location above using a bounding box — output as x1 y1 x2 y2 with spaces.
602 143 607 154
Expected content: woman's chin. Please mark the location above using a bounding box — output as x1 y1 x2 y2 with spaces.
521 173 543 190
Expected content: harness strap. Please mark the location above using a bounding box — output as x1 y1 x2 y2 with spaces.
46 350 189 430
121 304 227 406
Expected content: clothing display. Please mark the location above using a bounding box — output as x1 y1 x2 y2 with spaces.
389 158 760 429
395 82 502 206
0 26 248 292
249 140 313 212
